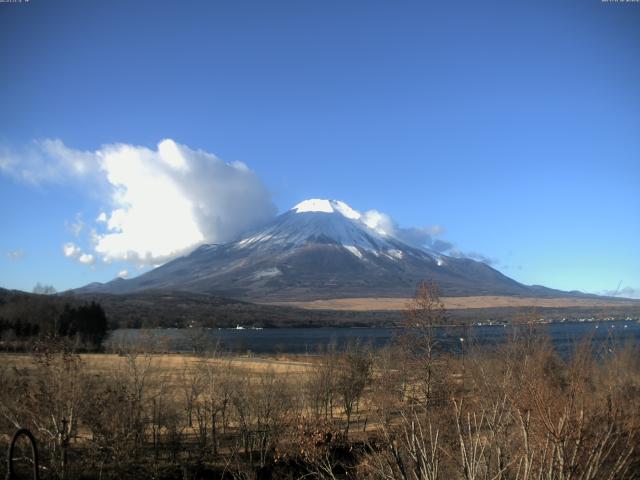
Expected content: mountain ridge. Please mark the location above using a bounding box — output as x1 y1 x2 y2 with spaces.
74 199 603 301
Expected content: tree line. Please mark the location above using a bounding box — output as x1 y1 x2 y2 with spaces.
0 293 109 350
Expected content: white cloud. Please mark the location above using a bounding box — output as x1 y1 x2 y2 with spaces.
359 208 498 266
6 249 25 261
361 209 446 251
63 242 82 258
6 139 277 266
66 212 85 237
78 253 95 265
449 249 499 266
361 210 396 236
92 139 276 264
0 139 98 185
117 269 129 278
62 242 94 265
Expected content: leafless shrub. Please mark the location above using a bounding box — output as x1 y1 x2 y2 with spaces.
360 407 441 480
0 340 86 479
305 343 339 423
400 281 448 407
336 341 372 435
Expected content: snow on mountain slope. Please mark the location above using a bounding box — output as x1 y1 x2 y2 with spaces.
75 199 540 300
235 199 437 263
293 199 361 219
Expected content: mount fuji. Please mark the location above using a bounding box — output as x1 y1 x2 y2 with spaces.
77 199 565 301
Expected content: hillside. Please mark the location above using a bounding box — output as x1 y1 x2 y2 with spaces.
75 199 584 301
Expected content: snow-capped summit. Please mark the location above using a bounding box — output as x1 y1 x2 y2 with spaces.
77 198 536 300
237 198 403 257
292 199 361 220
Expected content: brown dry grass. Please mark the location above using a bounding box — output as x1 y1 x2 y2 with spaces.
265 295 639 311
0 352 316 376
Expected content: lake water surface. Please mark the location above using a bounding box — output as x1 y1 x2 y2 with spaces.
107 320 640 356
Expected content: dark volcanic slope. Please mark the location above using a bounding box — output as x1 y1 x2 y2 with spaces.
2 287 639 331
75 199 573 301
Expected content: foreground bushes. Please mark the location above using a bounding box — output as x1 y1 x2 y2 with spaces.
0 330 639 479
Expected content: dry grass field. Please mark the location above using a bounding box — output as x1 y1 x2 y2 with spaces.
2 335 640 480
267 295 640 311
0 352 317 387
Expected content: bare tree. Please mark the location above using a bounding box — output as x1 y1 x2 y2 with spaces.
362 409 441 480
305 343 338 423
336 341 372 435
0 341 86 479
401 280 446 406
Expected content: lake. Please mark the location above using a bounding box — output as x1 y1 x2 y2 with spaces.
106 320 640 356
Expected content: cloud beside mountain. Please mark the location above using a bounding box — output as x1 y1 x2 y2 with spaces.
92 139 277 264
1 138 494 268
1 139 277 265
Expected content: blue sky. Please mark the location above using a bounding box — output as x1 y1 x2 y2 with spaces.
1 0 639 297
